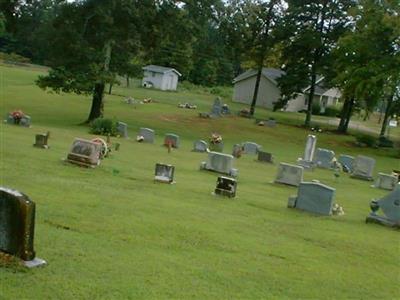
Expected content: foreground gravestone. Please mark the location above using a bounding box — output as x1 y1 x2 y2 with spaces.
193 140 208 152
242 142 261 155
66 138 101 167
200 152 238 177
210 97 223 117
287 182 336 216
154 163 175 184
214 176 237 198
116 122 128 138
164 133 180 148
366 183 400 228
138 128 155 143
0 187 46 267
33 132 50 149
232 144 243 158
314 148 335 169
373 173 398 190
338 154 354 173
257 151 273 163
351 155 375 181
298 135 316 169
275 163 304 187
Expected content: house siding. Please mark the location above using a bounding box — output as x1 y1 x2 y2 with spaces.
142 70 179 91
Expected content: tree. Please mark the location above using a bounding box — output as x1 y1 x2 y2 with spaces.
278 0 355 127
329 0 400 134
224 0 285 116
36 0 146 123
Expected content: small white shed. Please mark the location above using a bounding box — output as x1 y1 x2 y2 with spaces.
142 65 181 91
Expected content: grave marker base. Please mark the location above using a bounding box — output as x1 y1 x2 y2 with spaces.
366 214 400 228
23 257 47 268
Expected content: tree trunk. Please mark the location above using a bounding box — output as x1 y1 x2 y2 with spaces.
338 97 350 132
108 83 113 94
126 76 130 87
343 97 354 132
380 93 394 137
305 70 317 127
250 65 263 116
86 82 105 123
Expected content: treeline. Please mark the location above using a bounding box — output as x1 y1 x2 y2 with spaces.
0 0 399 134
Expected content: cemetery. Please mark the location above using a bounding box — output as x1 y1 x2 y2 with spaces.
1 64 399 299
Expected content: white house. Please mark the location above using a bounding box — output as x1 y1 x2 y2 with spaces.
233 68 341 112
142 65 181 91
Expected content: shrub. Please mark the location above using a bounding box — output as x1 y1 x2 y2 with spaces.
355 134 377 147
377 136 394 148
90 118 117 136
323 105 341 117
312 102 321 115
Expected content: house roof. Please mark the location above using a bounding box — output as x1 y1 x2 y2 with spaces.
233 68 285 85
143 65 182 76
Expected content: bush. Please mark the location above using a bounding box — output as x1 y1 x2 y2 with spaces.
355 134 377 147
312 102 321 115
377 136 394 148
0 52 31 64
90 118 117 136
323 105 341 117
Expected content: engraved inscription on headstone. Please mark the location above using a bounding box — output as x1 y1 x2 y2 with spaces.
67 138 101 167
0 187 46 267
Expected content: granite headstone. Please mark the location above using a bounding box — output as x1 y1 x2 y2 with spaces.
275 163 304 187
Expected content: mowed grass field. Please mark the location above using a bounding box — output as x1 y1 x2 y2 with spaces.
0 64 399 299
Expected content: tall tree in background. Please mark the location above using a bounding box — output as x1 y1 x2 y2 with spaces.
329 0 400 134
278 0 355 127
225 0 285 116
36 0 146 123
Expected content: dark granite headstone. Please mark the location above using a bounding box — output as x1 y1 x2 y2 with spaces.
215 176 237 198
258 151 273 163
33 132 50 149
0 187 46 267
154 163 175 183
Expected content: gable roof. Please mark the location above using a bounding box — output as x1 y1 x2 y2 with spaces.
233 68 285 85
143 65 182 76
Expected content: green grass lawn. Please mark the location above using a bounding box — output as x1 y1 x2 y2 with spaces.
0 64 399 299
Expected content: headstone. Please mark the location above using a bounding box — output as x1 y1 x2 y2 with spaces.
314 148 335 169
232 144 243 158
366 183 400 228
373 173 398 190
242 142 261 155
33 132 50 149
5 113 14 124
19 115 31 127
338 155 354 173
200 152 238 177
138 128 155 143
116 122 128 138
266 119 277 127
154 163 175 184
275 163 304 187
66 138 101 167
351 155 375 181
288 182 336 215
164 133 180 148
193 140 208 152
0 187 46 267
209 141 224 152
258 151 273 163
214 176 237 198
298 135 317 169
210 97 223 117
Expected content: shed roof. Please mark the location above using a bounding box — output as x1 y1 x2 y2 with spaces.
143 65 182 76
233 68 285 85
